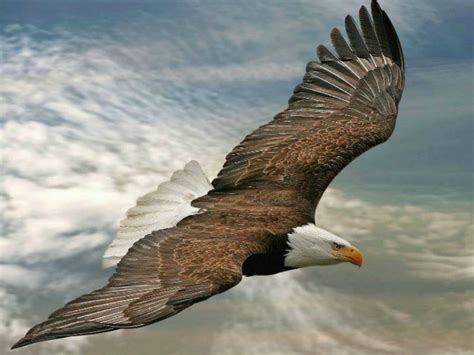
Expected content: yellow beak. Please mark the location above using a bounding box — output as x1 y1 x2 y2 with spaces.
336 245 364 267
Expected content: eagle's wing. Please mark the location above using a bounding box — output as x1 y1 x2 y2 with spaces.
212 1 404 210
12 213 269 349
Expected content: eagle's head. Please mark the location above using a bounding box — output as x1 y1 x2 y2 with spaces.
284 224 363 268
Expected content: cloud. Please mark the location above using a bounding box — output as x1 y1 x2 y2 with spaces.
210 268 474 355
0 290 88 355
211 271 401 355
317 189 473 281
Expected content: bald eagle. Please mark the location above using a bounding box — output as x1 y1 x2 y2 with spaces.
12 0 404 349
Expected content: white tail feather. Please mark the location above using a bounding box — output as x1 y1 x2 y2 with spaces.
102 160 212 268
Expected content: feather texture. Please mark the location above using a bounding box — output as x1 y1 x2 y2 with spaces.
212 0 404 193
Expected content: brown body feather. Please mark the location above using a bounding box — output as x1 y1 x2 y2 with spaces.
12 0 405 349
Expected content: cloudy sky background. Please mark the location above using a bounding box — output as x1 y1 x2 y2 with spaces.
1 0 472 354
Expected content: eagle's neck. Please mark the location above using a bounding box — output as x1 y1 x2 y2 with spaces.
242 235 293 276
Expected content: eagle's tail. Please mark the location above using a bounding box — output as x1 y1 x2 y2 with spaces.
11 317 115 349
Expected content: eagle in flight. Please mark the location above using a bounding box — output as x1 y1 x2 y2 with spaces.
13 0 404 349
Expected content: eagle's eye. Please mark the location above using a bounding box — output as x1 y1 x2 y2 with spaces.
332 242 342 251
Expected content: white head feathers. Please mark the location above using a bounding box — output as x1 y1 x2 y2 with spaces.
284 224 351 268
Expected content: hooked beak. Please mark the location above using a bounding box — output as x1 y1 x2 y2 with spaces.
335 245 364 267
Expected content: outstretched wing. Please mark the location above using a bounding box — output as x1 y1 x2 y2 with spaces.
213 0 404 210
12 212 270 349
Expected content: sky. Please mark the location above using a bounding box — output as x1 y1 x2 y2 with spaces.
0 0 473 354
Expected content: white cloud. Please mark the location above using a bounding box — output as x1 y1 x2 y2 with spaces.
0 290 88 354
317 189 473 281
0 265 43 290
211 272 398 354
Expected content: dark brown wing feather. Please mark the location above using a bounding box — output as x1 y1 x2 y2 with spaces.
12 206 306 349
212 0 405 212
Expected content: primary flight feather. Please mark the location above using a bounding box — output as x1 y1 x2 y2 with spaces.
12 0 404 349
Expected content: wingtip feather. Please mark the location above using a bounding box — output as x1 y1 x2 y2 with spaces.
11 333 52 350
11 337 31 350
11 323 53 349
330 27 353 60
344 14 370 58
359 5 381 55
11 322 45 349
12 314 116 350
382 10 405 71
